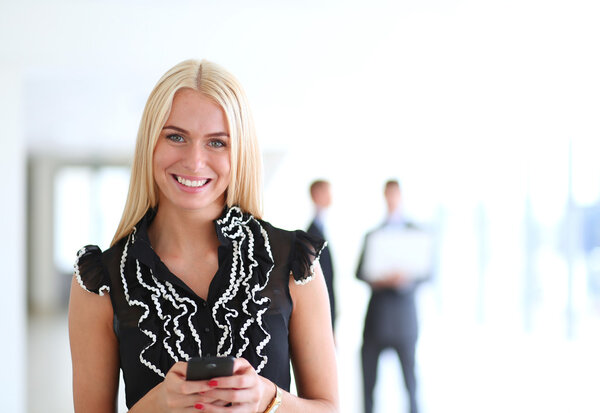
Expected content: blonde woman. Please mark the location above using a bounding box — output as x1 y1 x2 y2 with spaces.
68 59 339 413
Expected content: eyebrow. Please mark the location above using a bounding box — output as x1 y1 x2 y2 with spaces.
162 125 189 134
162 125 229 138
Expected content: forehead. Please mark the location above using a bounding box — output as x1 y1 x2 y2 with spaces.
385 185 400 195
166 88 228 133
317 182 330 191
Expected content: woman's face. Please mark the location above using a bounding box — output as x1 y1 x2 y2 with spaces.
153 88 231 215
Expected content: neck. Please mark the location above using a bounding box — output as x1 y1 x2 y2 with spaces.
148 202 224 255
387 207 403 222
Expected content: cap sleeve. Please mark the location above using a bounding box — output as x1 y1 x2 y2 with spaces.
289 230 327 285
74 245 110 296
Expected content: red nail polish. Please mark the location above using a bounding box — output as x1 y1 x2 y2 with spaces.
208 379 218 387
194 403 204 410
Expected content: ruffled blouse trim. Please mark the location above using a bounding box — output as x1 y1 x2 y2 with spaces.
74 245 110 296
118 206 275 378
293 240 326 285
74 206 325 380
289 230 327 285
214 207 274 372
118 229 175 378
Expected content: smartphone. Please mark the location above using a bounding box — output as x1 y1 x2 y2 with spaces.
186 356 235 381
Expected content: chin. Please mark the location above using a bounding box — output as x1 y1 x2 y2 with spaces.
179 199 225 213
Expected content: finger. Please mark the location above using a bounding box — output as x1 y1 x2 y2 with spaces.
190 393 224 405
202 372 256 392
165 372 215 397
167 361 189 378
185 392 236 410
232 357 252 374
178 379 217 396
197 400 251 413
161 393 209 410
188 358 256 394
179 377 236 394
202 387 255 405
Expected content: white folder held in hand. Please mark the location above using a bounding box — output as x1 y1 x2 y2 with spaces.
362 226 434 282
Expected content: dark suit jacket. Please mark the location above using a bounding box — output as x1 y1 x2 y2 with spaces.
307 219 336 329
356 221 424 343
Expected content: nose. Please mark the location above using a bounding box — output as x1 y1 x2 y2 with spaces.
183 142 207 171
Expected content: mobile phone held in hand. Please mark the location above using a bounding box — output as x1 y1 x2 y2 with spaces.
186 356 235 381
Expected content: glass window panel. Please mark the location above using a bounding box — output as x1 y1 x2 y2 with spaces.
53 165 129 274
95 167 130 248
54 167 93 274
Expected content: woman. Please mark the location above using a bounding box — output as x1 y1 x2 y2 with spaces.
68 59 339 413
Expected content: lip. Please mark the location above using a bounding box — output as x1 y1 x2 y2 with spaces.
171 174 212 193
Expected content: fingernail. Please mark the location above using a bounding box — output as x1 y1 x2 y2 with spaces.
208 380 218 387
194 403 204 410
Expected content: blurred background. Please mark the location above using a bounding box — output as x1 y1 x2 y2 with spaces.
2 0 600 411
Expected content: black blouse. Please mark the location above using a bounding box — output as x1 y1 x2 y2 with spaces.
75 206 325 408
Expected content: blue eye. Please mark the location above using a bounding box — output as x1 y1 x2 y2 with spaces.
208 139 226 148
167 134 184 143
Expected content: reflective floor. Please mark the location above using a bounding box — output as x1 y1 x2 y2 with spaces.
28 284 600 413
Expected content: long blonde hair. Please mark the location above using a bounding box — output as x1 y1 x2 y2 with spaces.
111 59 262 246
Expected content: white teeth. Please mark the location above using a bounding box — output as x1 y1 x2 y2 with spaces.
176 176 208 188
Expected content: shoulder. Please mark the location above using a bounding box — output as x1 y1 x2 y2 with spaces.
92 237 129 271
259 219 324 252
363 224 384 241
256 219 297 262
258 219 296 243
260 219 326 285
74 237 128 296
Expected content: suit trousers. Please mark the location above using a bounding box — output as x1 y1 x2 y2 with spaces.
361 334 418 413
361 290 419 413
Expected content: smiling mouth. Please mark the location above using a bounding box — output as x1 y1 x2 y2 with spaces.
174 175 210 188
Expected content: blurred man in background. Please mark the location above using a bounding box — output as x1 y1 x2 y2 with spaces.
356 180 431 413
308 179 336 330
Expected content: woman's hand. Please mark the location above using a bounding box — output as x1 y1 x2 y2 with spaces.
151 362 210 412
139 358 274 413
195 357 276 412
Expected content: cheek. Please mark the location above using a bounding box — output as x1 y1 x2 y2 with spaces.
219 153 231 177
153 145 174 173
151 155 163 182
152 151 175 191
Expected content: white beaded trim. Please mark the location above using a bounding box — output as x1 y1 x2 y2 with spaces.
74 246 110 296
121 228 206 376
132 221 202 360
234 224 256 358
74 248 91 293
292 240 327 285
214 207 247 357
172 291 203 357
213 235 242 357
252 223 274 372
214 207 273 373
164 279 194 360
138 265 180 363
114 207 278 378
120 230 166 378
